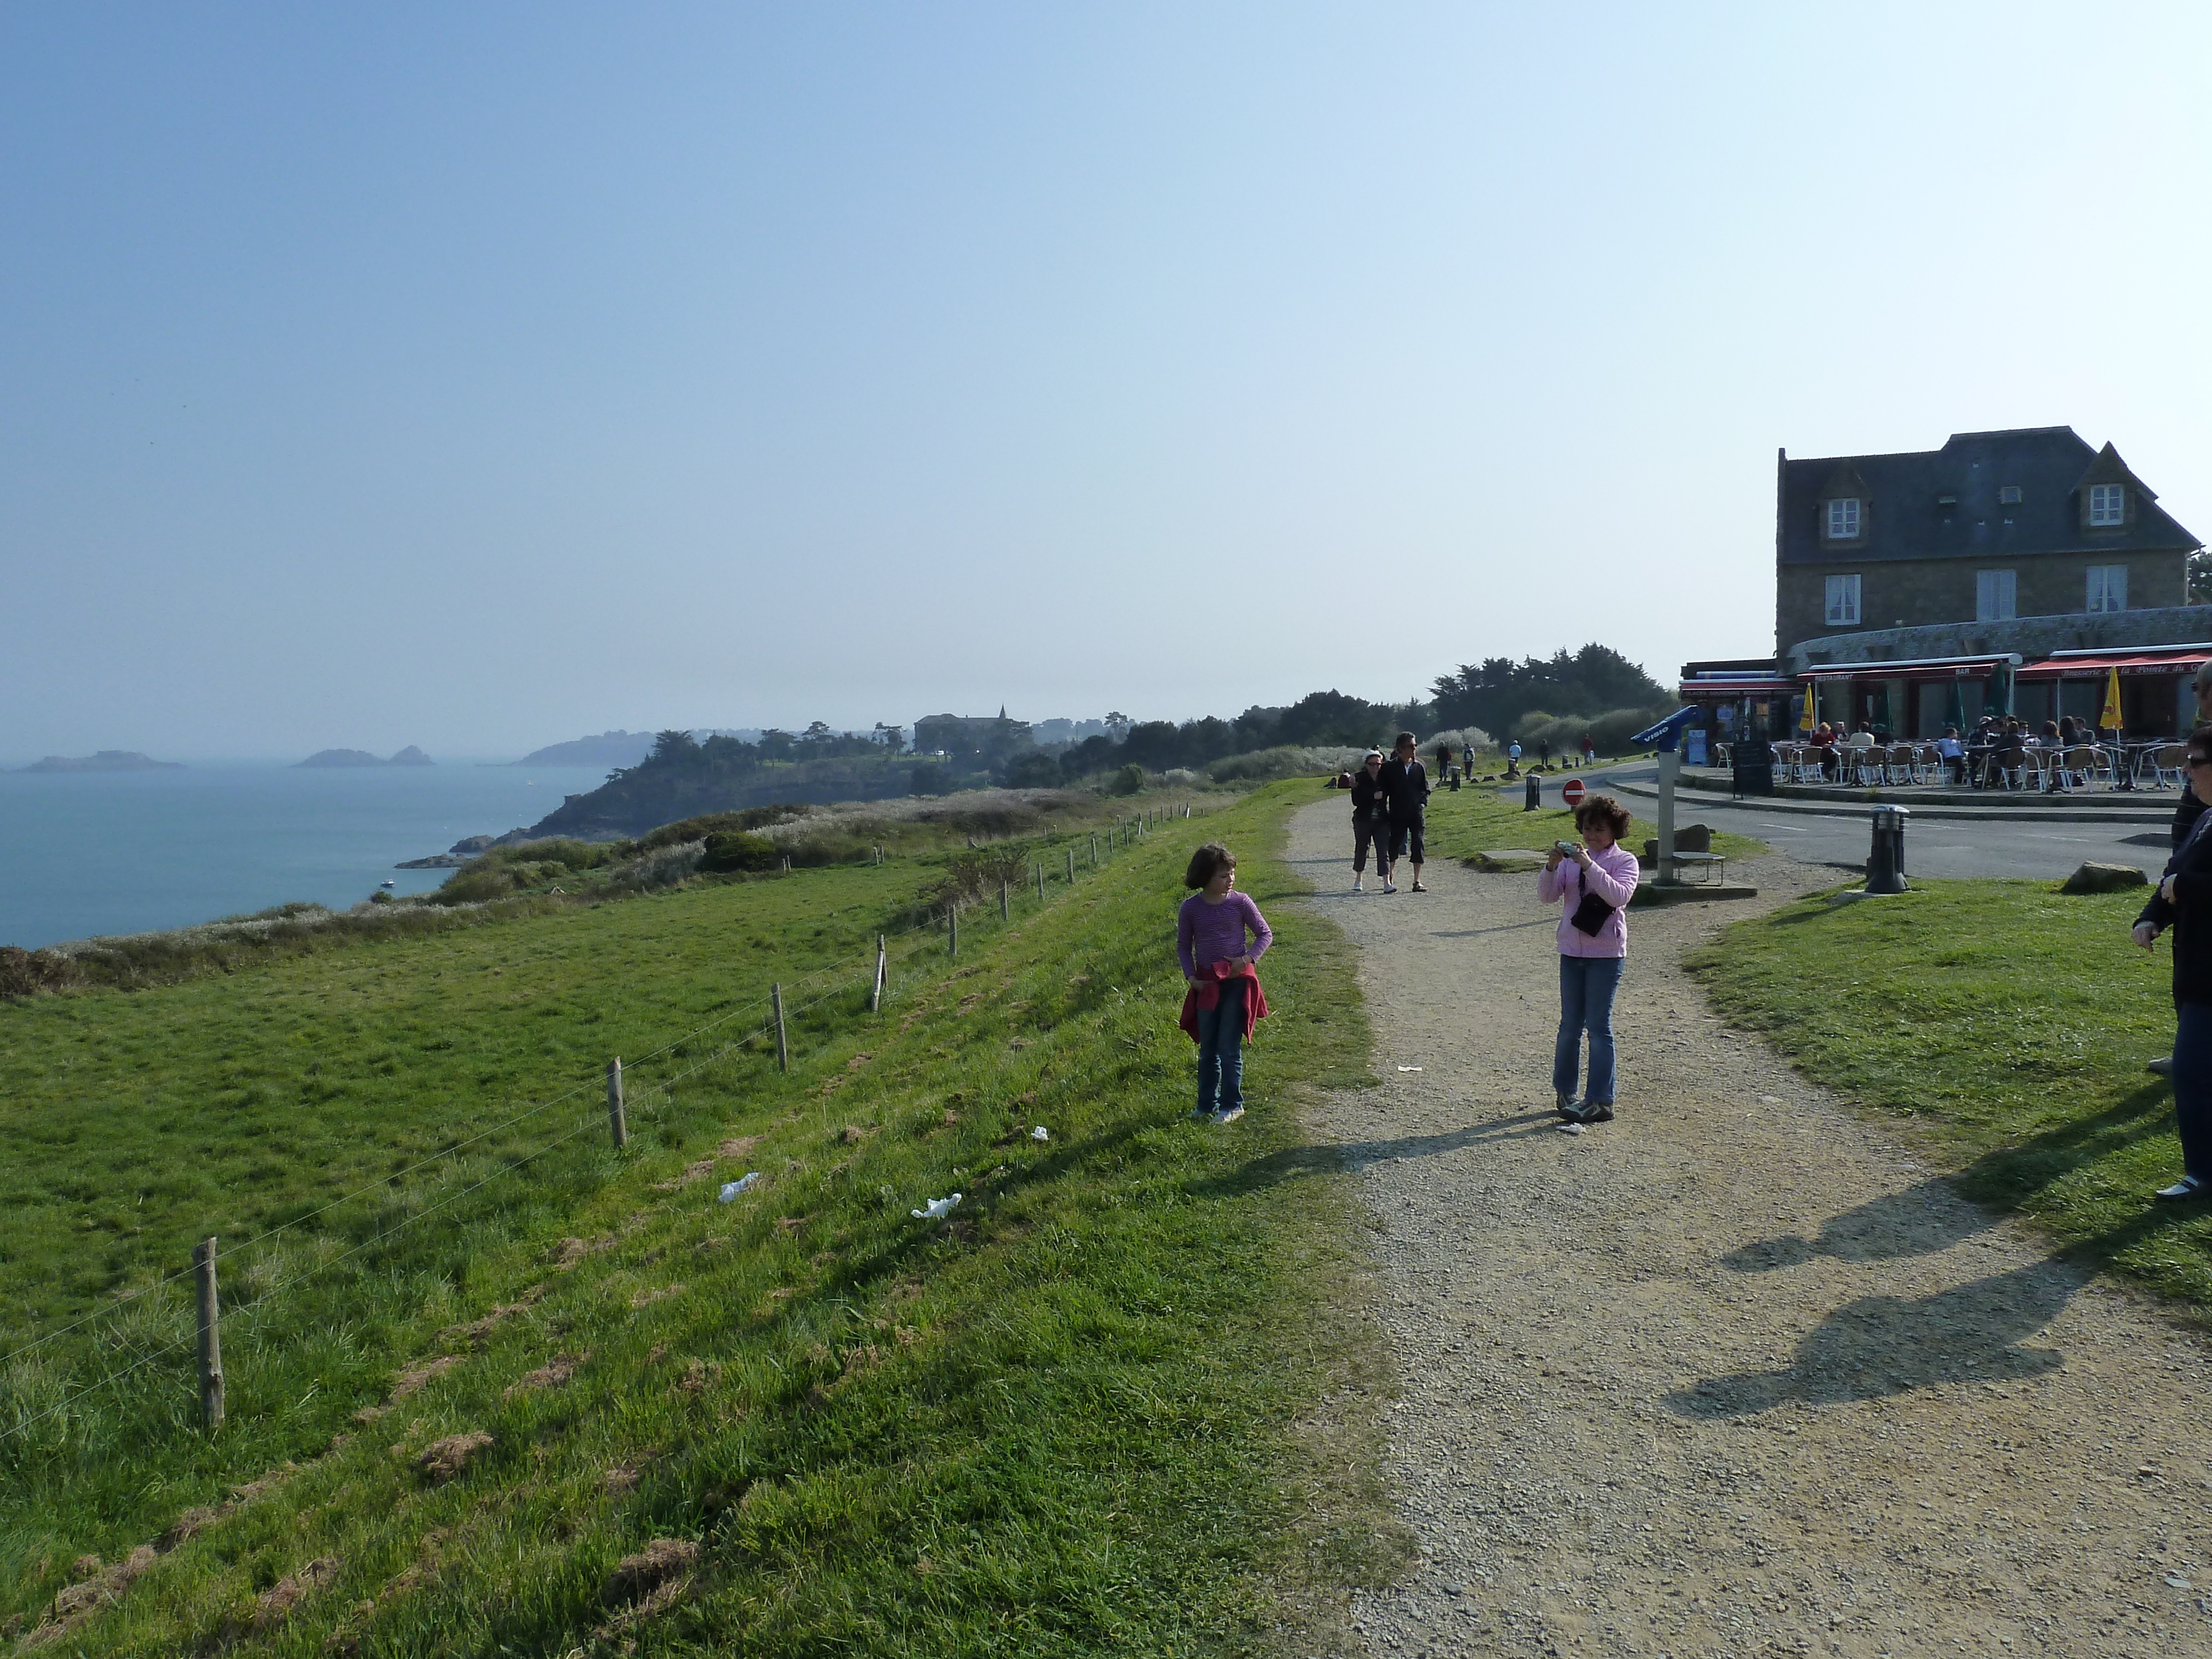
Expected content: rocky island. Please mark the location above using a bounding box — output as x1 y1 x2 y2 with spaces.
19 751 184 773
296 746 435 768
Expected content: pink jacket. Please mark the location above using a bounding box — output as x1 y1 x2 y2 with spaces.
1536 843 1640 958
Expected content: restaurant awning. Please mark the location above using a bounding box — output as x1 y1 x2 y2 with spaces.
1677 677 1796 697
2017 649 2211 680
1795 653 2021 682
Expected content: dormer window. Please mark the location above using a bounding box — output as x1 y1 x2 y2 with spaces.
1825 498 1862 540
2088 483 2125 526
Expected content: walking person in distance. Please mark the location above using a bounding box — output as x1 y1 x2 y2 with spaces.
1177 842 1272 1125
1538 794 1640 1125
1378 731 1431 894
1348 748 1387 893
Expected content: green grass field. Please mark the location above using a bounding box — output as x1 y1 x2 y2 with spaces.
1 784 1399 1654
1685 879 2212 1314
1418 777 1765 868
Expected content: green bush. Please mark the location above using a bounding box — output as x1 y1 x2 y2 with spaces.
1110 762 1147 796
1003 751 1061 790
431 865 519 906
701 831 781 873
0 946 79 1001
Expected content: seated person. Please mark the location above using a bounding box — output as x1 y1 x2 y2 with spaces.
1937 725 1966 782
2038 721 2062 747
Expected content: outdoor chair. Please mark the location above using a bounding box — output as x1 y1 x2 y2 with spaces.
1913 743 1946 785
1992 746 2034 790
1850 745 1884 787
2137 744 2187 791
1882 745 1918 787
2054 745 2114 792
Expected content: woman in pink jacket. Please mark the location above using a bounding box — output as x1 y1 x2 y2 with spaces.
1536 794 1640 1125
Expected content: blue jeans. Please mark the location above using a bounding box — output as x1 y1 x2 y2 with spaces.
1553 954 1625 1105
2174 1001 2212 1180
1196 978 1248 1114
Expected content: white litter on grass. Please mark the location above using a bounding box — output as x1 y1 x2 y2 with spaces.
912 1193 963 1220
1030 1125 1050 1141
718 1172 761 1202
1557 1121 1587 1136
1396 1066 1423 1072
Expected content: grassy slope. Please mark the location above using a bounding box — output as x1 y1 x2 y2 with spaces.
1418 780 1764 867
1685 879 2212 1313
7 783 1390 1655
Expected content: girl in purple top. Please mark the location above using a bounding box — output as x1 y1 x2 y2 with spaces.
1177 842 1273 1124
1536 794 1640 1125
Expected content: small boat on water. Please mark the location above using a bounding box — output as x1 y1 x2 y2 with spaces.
379 879 395 889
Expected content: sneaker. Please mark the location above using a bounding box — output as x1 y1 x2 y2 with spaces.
2148 1055 2175 1077
1382 882 1397 894
1210 1105 1245 1125
1554 1091 1575 1117
2154 1176 2206 1201
1352 877 1364 893
1411 882 1428 893
1578 1103 1615 1124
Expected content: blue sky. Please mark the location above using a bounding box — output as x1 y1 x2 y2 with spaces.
5 3 2209 759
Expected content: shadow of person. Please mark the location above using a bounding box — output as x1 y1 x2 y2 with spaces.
1186 1112 1561 1197
1721 1178 1998 1272
1665 1260 2080 1420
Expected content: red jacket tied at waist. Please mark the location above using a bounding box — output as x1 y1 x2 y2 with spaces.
1178 959 1270 1043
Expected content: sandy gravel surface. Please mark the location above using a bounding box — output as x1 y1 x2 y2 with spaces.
1286 797 2212 1658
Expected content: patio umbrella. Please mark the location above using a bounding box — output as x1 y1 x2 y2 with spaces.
2101 664 2125 734
1945 678 1968 733
1984 660 2013 718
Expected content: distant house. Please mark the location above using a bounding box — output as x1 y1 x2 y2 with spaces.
1776 427 2204 670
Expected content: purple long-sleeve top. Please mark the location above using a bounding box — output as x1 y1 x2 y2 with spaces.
1177 890 1273 979
1536 844 1640 958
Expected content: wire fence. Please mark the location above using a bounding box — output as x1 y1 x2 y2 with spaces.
0 802 1209 1449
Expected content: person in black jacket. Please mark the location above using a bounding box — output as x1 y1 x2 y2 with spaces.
1348 749 1387 893
1378 731 1431 894
2133 726 2212 1200
2143 662 2212 1078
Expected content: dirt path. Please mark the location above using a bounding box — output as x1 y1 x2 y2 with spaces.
1286 797 2212 1657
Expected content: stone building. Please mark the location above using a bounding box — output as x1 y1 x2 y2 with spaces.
1776 427 2204 674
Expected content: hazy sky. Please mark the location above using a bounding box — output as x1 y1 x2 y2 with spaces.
6 3 2210 760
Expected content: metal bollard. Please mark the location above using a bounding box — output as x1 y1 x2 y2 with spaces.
1866 805 1910 894
1524 775 1541 812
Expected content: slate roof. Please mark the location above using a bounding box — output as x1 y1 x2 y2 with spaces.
1777 427 2200 565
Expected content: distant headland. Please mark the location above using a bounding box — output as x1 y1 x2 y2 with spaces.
18 751 184 773
295 747 435 768
509 731 656 769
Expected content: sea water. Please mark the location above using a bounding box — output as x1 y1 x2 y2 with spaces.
0 761 613 950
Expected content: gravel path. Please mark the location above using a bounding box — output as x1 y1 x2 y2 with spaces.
1286 797 2212 1658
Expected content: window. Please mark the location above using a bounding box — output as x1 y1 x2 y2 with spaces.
2087 565 2128 613
1825 498 1862 540
1976 568 2017 622
1825 573 1862 627
2089 483 2125 526
1998 485 2022 505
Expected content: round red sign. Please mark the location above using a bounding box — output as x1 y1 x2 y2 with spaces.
1562 778 1587 807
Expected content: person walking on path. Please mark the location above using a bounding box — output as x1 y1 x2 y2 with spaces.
1348 749 1387 893
2132 728 2212 1198
2143 664 2212 1078
1538 794 1640 1125
1378 731 1431 894
1177 842 1272 1125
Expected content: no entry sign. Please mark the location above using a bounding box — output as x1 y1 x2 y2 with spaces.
1562 778 1587 807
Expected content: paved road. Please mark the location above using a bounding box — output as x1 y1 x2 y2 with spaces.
1551 764 2178 882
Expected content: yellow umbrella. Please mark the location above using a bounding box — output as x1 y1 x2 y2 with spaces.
1799 682 1816 732
2100 664 2124 733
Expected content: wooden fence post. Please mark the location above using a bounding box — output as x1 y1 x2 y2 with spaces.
1000 881 1009 921
950 907 959 957
193 1238 224 1432
1090 833 1097 867
773 983 788 1072
606 1057 628 1149
1066 848 1074 882
871 935 887 1012
1036 863 1045 901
